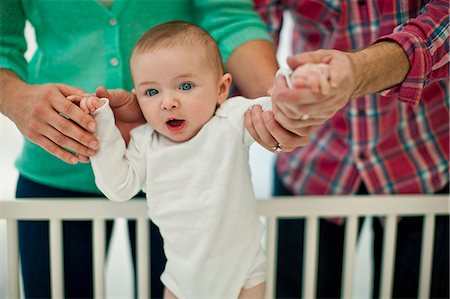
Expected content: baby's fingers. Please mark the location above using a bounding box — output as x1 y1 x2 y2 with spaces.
85 96 104 112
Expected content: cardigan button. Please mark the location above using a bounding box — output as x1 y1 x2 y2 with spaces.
108 18 117 26
110 57 119 67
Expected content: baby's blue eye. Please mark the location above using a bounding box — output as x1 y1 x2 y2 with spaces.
146 89 159 96
180 83 193 91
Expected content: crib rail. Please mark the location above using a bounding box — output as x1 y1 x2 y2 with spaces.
1 195 449 299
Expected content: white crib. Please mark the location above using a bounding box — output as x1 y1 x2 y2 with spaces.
1 195 448 299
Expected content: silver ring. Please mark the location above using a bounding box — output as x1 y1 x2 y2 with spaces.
301 114 310 121
272 143 283 153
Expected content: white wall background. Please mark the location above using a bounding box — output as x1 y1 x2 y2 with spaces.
0 15 372 298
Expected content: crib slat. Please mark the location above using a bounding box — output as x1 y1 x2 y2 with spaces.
342 215 358 298
6 220 20 299
418 214 435 298
93 219 105 298
50 219 64 299
265 216 277 299
137 217 149 298
303 215 318 299
380 215 397 298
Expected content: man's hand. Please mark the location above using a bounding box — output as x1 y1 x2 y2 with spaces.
0 71 99 164
245 49 355 150
271 50 355 135
244 42 410 152
95 87 145 144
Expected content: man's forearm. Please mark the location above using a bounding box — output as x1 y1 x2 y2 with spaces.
225 40 279 98
347 41 410 98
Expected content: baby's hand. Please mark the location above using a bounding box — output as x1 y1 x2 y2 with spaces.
291 63 332 96
67 95 106 114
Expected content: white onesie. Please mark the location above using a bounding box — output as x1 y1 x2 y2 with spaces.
90 96 271 297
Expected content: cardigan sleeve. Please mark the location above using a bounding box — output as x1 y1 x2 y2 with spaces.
0 0 28 80
193 0 273 63
376 0 449 105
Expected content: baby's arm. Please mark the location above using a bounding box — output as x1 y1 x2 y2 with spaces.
66 94 147 201
290 63 332 96
89 102 147 202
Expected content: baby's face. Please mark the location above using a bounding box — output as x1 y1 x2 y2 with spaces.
131 46 227 142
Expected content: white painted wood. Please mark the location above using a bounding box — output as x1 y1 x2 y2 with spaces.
93 219 105 298
264 216 277 299
1 196 448 219
342 215 358 298
0 195 447 298
6 220 19 299
137 217 149 298
49 219 64 299
303 216 318 299
419 214 435 298
380 215 397 299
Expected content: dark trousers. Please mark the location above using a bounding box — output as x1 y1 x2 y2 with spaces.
16 175 166 299
274 172 449 299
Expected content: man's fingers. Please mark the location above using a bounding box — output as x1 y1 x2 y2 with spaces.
287 52 327 69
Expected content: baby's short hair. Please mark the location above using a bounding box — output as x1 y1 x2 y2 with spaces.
131 21 224 77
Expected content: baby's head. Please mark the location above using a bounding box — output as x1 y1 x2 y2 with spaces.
130 21 231 142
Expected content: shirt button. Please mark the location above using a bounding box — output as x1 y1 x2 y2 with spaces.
108 18 117 26
110 57 119 67
358 152 367 160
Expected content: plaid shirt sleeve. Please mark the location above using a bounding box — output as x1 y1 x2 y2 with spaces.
377 0 449 105
253 0 283 46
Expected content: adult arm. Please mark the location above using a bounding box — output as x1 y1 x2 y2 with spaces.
194 0 279 98
247 0 448 144
0 0 99 164
0 69 99 164
226 39 278 98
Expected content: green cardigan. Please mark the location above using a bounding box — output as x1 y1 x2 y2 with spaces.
0 0 271 193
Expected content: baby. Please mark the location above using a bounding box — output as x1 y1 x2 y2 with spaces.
75 21 331 298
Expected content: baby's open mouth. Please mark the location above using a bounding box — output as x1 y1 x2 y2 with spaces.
166 119 185 131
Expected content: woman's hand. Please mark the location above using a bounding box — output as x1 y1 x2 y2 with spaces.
0 71 99 164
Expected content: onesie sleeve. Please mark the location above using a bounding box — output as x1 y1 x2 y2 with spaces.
90 99 150 202
218 96 272 147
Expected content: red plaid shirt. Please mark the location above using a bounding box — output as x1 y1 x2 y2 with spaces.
254 0 449 195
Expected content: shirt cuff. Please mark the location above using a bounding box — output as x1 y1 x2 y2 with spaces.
375 31 432 105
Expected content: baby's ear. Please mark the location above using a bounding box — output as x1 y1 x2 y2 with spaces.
217 73 232 104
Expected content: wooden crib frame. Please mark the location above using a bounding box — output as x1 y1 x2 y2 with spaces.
1 195 448 298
